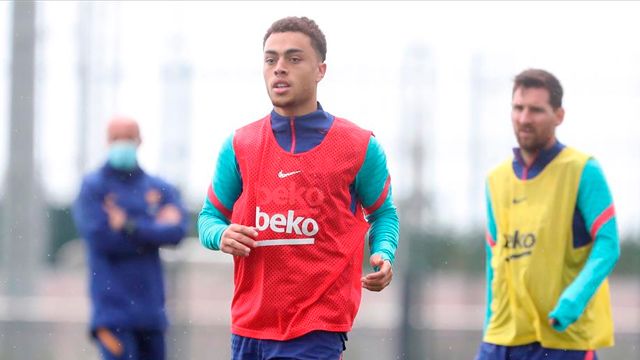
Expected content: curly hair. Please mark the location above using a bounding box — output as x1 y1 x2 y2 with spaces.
263 16 327 62
513 69 563 109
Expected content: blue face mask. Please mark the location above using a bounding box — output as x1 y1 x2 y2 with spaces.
108 140 138 171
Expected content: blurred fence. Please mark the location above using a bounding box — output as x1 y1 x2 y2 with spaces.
1 234 639 359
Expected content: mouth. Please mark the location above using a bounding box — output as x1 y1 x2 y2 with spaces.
272 81 290 94
518 128 534 136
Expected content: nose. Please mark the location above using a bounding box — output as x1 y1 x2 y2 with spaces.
274 58 288 76
516 108 532 125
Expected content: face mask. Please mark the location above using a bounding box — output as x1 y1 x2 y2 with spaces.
108 140 138 171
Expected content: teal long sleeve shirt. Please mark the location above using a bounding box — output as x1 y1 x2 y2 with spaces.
198 108 399 267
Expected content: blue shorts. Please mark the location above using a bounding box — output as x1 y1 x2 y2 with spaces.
475 342 597 360
231 330 347 360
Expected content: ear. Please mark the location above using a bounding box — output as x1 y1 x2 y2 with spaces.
554 107 565 126
316 62 327 82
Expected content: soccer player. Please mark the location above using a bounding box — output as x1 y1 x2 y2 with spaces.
475 69 620 360
73 116 188 360
198 16 399 359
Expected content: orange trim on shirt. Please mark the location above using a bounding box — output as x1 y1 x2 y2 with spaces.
590 205 615 240
208 183 232 219
486 230 496 247
364 176 391 214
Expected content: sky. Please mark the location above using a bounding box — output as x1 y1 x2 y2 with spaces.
2 1 640 234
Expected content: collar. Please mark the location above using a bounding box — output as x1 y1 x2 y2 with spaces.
512 140 565 180
270 102 333 135
102 162 144 179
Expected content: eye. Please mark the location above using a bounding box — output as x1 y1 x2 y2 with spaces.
264 57 276 65
289 57 301 63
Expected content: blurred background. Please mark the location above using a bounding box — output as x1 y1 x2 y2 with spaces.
1 1 639 359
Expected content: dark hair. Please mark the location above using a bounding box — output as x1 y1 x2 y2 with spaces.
513 69 563 109
263 16 327 62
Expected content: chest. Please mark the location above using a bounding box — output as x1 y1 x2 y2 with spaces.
104 177 165 217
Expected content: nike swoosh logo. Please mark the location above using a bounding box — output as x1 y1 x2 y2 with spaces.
505 250 532 261
278 170 301 178
512 197 527 204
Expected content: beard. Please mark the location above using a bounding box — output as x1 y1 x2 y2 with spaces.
516 131 550 153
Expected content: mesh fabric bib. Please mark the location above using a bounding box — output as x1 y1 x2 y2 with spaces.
230 115 372 340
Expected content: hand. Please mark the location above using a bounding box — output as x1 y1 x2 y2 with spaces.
361 254 393 292
156 204 182 225
220 224 258 257
103 194 127 231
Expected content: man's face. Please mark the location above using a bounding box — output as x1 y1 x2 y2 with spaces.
511 86 564 153
263 31 326 116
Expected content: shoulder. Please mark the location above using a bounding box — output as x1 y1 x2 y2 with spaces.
363 136 387 160
580 158 608 183
332 117 373 144
233 115 270 148
559 146 592 165
333 117 371 133
584 157 603 172
235 115 269 136
76 167 110 202
488 157 513 179
80 166 107 189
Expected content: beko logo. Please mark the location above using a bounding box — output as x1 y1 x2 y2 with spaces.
503 230 536 261
255 207 319 237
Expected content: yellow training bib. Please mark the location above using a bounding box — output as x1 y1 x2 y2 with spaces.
484 147 614 350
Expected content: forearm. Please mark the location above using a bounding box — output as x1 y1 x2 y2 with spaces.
198 203 231 251
356 136 398 263
367 199 399 264
483 243 494 332
73 190 141 256
484 181 497 332
127 218 187 247
551 221 619 329
197 133 242 251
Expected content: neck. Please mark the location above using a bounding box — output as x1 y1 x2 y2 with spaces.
520 137 557 166
519 149 538 167
275 98 318 117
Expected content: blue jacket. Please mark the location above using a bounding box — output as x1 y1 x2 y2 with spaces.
73 163 188 332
